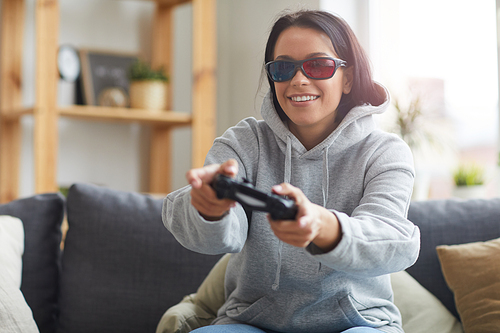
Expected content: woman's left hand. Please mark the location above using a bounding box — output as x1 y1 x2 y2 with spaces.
268 183 342 252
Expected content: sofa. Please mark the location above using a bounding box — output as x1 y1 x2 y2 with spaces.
0 182 499 333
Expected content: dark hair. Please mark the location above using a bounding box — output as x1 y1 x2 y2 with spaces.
264 10 385 121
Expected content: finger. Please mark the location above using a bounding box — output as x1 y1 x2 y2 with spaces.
283 237 313 248
270 226 314 248
191 187 235 216
219 159 239 177
268 214 316 237
191 195 232 217
186 164 221 189
193 181 233 207
272 183 305 204
268 217 301 231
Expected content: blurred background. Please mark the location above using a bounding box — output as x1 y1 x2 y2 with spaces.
5 0 500 200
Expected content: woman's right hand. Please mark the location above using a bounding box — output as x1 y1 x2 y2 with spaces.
186 159 239 220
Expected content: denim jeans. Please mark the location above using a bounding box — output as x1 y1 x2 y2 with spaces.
191 324 381 333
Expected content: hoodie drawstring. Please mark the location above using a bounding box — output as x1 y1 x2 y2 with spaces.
284 135 292 185
272 241 283 291
322 146 330 207
272 135 293 291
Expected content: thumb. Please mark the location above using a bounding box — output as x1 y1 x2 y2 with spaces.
220 159 239 177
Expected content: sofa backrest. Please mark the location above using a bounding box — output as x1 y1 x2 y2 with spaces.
11 184 499 331
407 197 500 319
57 183 223 333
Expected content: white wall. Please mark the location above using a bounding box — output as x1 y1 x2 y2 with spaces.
3 0 370 196
217 0 321 133
320 0 370 50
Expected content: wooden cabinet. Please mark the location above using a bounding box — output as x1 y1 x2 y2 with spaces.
0 0 216 202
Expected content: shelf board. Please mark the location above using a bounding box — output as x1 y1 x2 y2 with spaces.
1 108 34 119
1 105 192 126
58 105 192 126
138 0 191 5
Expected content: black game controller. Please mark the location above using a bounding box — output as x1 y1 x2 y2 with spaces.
211 174 298 220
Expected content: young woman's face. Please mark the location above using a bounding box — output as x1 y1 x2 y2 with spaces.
273 27 352 146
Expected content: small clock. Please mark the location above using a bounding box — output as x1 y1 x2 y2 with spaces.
58 45 81 82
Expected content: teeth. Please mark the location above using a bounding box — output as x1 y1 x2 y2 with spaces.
291 95 318 102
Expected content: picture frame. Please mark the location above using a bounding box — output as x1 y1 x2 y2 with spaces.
79 49 139 106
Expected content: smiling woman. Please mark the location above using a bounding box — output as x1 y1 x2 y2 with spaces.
163 8 420 333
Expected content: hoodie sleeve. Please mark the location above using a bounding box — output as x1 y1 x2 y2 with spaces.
162 118 261 255
163 186 248 254
307 135 420 277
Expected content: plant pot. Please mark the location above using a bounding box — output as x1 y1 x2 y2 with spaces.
129 80 168 111
452 185 487 199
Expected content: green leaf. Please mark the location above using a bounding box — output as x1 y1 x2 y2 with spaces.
453 164 485 186
128 60 168 82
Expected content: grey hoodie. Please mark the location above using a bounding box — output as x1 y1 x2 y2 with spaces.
163 85 420 333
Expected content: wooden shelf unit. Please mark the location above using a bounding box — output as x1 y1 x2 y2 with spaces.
0 0 216 202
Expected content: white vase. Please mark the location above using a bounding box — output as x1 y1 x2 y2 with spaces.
452 185 487 199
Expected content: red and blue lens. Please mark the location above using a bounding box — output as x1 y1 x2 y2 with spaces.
266 57 347 82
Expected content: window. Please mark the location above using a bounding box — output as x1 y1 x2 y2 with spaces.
324 0 499 199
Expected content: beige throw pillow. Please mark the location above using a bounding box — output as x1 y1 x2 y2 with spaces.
437 237 500 333
0 215 39 333
0 216 25 288
391 270 463 333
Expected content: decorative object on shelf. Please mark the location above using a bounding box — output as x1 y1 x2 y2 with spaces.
128 60 169 111
80 49 139 106
58 45 81 82
452 163 487 199
98 87 129 107
58 45 81 106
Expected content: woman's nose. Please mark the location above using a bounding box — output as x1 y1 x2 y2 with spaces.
290 68 310 86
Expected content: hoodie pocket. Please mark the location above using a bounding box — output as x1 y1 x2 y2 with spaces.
226 296 274 323
339 294 392 328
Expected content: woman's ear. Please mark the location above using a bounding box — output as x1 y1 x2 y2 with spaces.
342 66 354 94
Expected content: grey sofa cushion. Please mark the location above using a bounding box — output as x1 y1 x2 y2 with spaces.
407 197 500 319
0 193 65 333
58 183 223 333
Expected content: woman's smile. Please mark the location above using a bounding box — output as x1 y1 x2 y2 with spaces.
288 94 320 105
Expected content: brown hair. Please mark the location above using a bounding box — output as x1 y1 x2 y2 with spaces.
264 10 385 121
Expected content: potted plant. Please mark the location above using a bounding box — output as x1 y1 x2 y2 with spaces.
452 163 486 199
392 96 438 150
128 60 169 111
389 95 445 200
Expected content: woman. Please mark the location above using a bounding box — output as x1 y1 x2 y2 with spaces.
163 9 420 333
